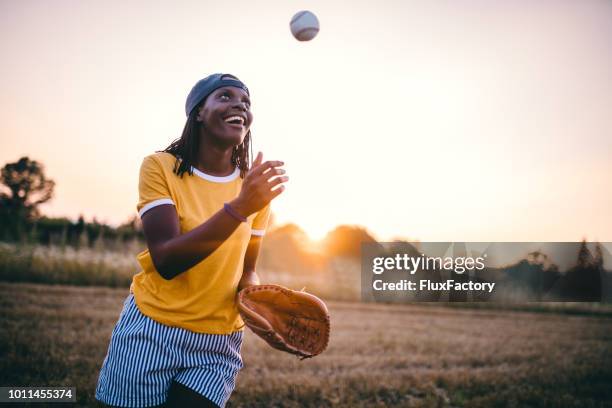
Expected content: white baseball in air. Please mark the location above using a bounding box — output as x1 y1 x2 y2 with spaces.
290 10 320 41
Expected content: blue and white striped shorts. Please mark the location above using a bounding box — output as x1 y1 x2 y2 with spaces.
95 294 243 408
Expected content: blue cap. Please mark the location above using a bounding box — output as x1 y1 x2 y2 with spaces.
185 73 250 117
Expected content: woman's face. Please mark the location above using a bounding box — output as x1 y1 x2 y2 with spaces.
196 86 253 147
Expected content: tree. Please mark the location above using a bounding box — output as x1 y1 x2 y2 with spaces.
323 225 377 259
0 157 55 240
594 242 604 271
576 239 594 269
561 240 602 301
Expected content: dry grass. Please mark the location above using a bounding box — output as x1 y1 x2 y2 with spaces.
0 243 140 287
0 243 359 300
1 282 611 407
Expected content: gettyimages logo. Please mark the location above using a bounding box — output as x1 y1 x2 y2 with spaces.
361 242 612 303
372 253 487 275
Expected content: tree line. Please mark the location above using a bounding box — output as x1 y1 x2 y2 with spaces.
0 157 143 246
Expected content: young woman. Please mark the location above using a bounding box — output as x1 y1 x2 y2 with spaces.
95 73 288 408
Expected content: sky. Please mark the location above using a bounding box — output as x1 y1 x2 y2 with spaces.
1 0 611 242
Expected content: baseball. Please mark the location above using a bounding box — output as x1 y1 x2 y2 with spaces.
290 10 320 41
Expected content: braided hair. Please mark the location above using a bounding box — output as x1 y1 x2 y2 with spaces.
162 74 252 178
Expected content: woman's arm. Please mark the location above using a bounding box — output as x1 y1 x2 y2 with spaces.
238 235 263 291
141 156 286 280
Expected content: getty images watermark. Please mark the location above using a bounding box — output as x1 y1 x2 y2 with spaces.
371 252 494 293
361 242 612 303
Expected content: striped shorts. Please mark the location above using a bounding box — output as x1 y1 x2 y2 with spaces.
95 294 243 408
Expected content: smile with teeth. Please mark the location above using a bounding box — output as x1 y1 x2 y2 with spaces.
224 116 245 126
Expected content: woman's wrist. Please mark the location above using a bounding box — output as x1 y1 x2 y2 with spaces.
229 198 251 219
224 203 247 223
238 271 260 291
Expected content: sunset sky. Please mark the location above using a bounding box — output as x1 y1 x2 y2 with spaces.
1 0 611 242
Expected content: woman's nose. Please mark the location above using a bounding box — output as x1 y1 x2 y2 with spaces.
232 100 248 111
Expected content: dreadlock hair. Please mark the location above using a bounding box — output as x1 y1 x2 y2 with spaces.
161 75 252 179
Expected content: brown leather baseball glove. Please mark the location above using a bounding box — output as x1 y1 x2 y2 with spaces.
237 284 330 359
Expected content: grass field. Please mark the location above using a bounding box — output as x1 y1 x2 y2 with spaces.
1 282 611 407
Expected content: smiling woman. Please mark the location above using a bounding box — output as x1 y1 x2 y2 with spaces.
94 73 289 408
164 73 254 179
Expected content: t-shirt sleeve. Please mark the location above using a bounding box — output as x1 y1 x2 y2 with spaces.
137 155 175 218
251 203 271 236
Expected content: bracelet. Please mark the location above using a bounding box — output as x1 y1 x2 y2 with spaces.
224 202 247 223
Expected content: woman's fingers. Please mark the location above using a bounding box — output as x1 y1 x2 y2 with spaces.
252 160 284 177
252 152 263 169
263 167 286 179
268 176 289 189
239 152 288 211
270 184 285 199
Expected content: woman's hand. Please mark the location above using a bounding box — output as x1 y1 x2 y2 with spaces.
230 152 288 217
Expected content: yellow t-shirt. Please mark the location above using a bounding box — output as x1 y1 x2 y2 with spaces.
130 152 270 334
